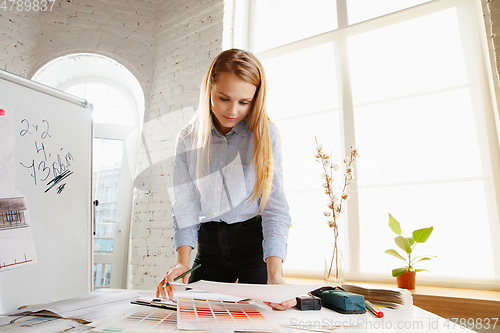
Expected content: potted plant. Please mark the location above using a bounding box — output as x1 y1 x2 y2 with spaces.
384 213 436 289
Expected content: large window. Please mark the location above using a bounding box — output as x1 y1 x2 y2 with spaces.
247 0 500 288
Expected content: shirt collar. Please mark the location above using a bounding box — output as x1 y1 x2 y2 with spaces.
211 117 249 138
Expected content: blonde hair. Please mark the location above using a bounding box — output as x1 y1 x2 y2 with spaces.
185 49 273 212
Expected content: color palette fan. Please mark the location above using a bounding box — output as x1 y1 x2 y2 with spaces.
177 298 283 332
92 308 177 332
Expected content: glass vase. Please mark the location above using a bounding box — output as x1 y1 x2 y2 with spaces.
323 218 345 286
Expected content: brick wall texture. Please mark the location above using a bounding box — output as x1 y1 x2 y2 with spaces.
0 9 37 76
1 0 499 290
130 0 224 289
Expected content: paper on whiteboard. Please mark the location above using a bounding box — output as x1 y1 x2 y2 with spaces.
0 195 37 272
171 280 322 303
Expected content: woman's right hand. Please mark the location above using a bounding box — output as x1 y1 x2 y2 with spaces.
156 263 191 300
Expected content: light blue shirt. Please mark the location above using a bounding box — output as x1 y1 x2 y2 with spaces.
172 119 291 261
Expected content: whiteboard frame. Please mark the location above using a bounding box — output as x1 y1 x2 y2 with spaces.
0 69 93 313
0 69 88 107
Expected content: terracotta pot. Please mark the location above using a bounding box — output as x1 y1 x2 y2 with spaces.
396 271 416 289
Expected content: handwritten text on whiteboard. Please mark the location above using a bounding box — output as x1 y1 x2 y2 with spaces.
18 118 74 194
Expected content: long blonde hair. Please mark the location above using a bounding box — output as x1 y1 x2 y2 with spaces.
184 49 273 212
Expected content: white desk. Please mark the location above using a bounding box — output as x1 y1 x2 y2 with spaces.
270 301 477 332
0 289 480 332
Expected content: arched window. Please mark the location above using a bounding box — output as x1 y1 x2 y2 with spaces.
33 54 145 289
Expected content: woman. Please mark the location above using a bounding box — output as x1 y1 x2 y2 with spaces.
156 49 294 310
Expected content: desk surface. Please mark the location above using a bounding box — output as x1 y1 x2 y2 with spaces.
284 277 500 323
1 289 481 332
91 290 479 333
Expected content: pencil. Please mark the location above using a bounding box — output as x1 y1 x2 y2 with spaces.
165 263 201 288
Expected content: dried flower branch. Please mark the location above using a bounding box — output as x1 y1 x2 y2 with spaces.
315 137 360 280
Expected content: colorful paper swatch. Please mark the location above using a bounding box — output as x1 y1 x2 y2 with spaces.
177 298 282 332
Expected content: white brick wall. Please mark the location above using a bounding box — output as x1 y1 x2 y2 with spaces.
0 10 38 76
32 0 157 110
0 0 225 291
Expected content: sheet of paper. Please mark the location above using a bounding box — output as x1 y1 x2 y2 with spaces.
5 290 140 323
171 280 322 303
173 289 247 302
0 315 88 332
0 195 37 272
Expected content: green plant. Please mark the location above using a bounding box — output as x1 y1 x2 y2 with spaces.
384 213 436 277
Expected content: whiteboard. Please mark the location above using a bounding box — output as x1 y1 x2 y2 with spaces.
0 69 93 314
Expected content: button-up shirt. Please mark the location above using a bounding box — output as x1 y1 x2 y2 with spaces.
172 119 291 260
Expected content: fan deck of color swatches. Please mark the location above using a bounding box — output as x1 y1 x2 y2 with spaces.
177 298 282 332
93 308 177 332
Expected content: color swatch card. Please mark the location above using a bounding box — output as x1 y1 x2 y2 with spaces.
177 298 283 332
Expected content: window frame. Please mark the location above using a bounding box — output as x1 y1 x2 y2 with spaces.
58 77 140 138
242 0 500 288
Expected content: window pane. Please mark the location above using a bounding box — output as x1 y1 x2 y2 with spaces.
347 0 432 25
65 83 86 98
93 138 123 255
253 0 337 52
354 89 484 185
285 192 326 273
348 8 468 104
358 181 496 279
263 43 339 120
263 44 344 274
280 112 343 192
280 111 343 273
93 263 112 287
65 82 136 126
85 82 110 105
93 103 134 126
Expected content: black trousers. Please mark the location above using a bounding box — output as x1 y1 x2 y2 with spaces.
188 215 267 284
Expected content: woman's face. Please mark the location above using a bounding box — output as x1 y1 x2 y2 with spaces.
210 72 257 135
